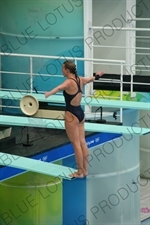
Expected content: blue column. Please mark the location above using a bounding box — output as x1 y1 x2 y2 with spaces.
62 155 87 225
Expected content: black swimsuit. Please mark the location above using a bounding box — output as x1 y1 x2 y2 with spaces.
63 78 84 122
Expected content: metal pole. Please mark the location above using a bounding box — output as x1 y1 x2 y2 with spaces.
30 57 33 93
120 63 124 123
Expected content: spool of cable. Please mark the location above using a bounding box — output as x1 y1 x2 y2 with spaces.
20 95 39 116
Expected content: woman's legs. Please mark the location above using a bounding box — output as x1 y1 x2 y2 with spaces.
78 120 89 176
65 111 84 178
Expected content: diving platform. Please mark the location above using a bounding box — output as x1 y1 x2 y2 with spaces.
0 91 149 110
0 152 77 180
0 115 150 136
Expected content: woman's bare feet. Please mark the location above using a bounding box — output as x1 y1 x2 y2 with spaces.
84 171 88 176
69 169 88 178
69 171 84 178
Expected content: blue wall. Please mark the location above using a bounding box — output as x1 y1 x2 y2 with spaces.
0 0 84 113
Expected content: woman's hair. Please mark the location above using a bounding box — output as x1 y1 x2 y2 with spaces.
63 60 79 82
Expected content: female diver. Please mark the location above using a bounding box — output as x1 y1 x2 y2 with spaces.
45 60 104 178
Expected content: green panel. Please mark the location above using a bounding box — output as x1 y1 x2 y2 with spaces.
0 171 62 225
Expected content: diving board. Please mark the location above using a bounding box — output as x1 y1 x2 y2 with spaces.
0 115 150 136
0 91 149 110
0 152 77 180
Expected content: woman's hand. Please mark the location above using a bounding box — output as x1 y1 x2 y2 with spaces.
44 92 49 98
95 71 105 77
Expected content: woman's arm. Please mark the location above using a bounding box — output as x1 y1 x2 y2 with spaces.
45 80 70 98
81 71 104 85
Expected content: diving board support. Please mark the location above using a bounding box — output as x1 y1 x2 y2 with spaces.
20 94 65 119
0 115 150 136
34 109 65 119
0 152 77 180
0 126 12 140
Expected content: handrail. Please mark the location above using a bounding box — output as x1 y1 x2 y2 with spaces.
92 45 150 51
0 52 125 63
89 26 150 32
133 52 150 55
1 80 149 93
0 71 64 77
0 31 83 40
131 18 150 21
134 36 150 39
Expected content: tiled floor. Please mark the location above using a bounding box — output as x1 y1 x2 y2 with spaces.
140 178 150 223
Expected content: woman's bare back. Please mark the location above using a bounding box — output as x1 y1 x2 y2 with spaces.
65 77 83 106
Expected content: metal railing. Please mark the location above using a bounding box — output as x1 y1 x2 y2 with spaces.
0 52 125 122
89 20 150 95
